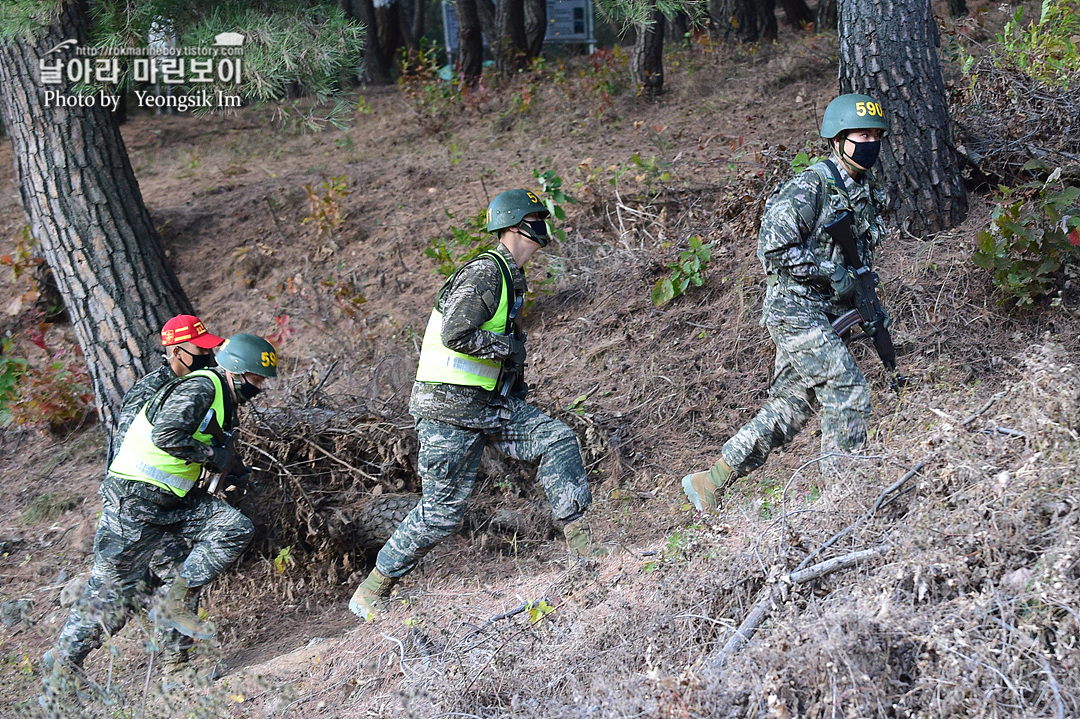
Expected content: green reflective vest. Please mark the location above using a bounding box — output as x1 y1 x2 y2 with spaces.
107 369 227 497
415 250 514 391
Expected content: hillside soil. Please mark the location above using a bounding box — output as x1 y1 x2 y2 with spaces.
2 2 1079 717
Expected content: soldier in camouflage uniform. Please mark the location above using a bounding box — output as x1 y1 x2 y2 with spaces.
349 189 607 621
110 314 225 669
683 94 891 511
41 334 277 686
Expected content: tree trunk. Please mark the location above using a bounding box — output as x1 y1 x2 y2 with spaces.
946 0 968 17
477 0 498 48
665 11 689 44
345 0 391 83
631 4 665 97
523 0 547 60
837 0 967 233
494 0 528 75
375 0 405 70
410 0 425 50
458 0 485 87
777 0 814 28
816 0 837 32
0 0 193 429
758 0 778 40
716 0 762 42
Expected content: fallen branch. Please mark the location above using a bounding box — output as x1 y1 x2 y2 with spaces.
710 545 890 669
961 391 1005 426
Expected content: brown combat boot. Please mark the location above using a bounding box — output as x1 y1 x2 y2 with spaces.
151 577 215 641
682 457 735 511
563 518 612 558
349 568 398 622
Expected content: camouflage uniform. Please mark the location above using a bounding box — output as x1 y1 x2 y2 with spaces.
53 369 254 667
720 157 887 476
112 360 175 455
377 244 592 578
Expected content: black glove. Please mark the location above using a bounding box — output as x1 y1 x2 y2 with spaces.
510 379 529 401
830 265 857 302
507 336 527 368
205 444 234 472
225 464 253 484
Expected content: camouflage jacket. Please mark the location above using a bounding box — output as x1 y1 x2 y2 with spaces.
144 367 237 465
111 359 176 457
758 155 887 327
410 243 527 429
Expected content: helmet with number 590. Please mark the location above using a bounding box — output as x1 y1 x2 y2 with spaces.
216 333 278 378
820 93 889 139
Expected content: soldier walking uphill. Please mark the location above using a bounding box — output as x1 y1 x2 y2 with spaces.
41 334 278 690
350 189 608 621
684 94 892 511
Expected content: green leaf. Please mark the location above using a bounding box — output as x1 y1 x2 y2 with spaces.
652 277 675 306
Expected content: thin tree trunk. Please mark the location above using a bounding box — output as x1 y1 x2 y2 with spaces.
946 0 968 17
494 0 528 75
375 0 405 70
631 3 665 97
0 0 192 429
665 11 689 44
816 0 837 32
458 0 485 87
477 0 498 48
353 0 392 83
758 0 778 40
410 0 425 49
523 0 547 60
777 0 814 27
837 0 967 232
716 0 760 42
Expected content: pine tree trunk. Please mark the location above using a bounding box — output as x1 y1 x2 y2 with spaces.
458 0 485 87
777 0 814 27
665 11 689 44
837 0 967 232
758 0 778 40
477 0 498 45
410 0 425 50
375 0 405 70
523 0 547 60
631 4 665 97
494 0 528 75
353 0 392 83
0 0 193 429
816 0 837 32
716 0 761 42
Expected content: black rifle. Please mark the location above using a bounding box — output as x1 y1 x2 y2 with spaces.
823 211 906 392
498 294 525 398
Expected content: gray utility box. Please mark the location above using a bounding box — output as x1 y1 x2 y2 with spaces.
441 0 595 61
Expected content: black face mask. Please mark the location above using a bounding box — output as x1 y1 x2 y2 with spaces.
178 348 216 372
520 219 550 247
233 376 263 404
847 139 881 170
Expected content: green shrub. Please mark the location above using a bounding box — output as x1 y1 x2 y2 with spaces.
425 209 492 277
972 168 1080 306
651 236 715 306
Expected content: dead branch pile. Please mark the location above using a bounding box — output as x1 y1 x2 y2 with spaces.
952 58 1080 183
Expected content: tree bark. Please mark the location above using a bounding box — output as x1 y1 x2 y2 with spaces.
494 0 528 75
410 0 425 51
523 0 547 60
0 0 193 429
477 0 498 49
816 0 837 32
665 11 689 44
777 0 814 28
375 0 405 71
716 0 770 42
631 3 665 97
837 0 967 233
457 0 485 87
758 0 778 40
946 0 968 17
344 0 391 83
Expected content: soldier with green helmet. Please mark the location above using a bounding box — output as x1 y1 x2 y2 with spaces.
41 333 278 695
683 93 891 511
349 189 609 622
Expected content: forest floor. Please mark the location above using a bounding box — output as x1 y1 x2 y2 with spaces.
2 1 1079 717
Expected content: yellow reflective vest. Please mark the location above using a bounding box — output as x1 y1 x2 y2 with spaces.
415 250 514 391
108 369 227 497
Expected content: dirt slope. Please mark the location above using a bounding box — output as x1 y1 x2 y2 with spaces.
2 2 1078 716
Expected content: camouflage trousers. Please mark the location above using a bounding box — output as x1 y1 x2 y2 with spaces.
377 399 592 578
722 318 870 477
54 475 254 666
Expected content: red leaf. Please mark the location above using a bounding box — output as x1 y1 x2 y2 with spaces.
1069 228 1080 246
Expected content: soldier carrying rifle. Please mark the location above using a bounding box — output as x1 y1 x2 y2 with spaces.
684 93 902 511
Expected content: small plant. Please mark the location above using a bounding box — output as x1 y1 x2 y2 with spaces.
274 545 294 574
425 209 492 277
533 169 574 241
4 346 94 433
356 95 372 114
643 530 689 572
972 168 1080 306
22 493 80 524
526 599 555 624
302 175 350 239
651 236 715 306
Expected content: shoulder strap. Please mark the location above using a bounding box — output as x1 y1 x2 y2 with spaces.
144 369 233 430
436 249 516 333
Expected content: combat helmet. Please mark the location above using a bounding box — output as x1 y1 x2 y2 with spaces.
820 93 889 139
486 189 549 233
216 333 278 378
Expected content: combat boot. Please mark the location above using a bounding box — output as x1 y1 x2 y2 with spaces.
563 518 611 558
349 568 398 621
150 577 215 640
682 457 735 511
